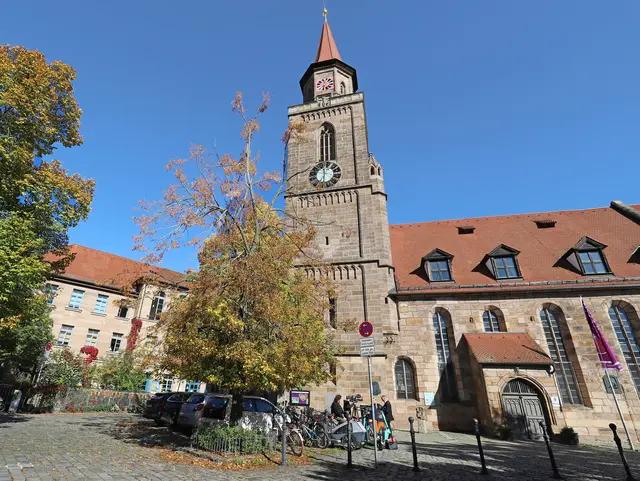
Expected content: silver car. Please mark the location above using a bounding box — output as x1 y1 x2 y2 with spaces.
177 394 282 432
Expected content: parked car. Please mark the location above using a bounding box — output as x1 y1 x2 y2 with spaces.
143 392 190 426
143 393 174 420
177 394 281 432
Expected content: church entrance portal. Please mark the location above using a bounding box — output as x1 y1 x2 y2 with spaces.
501 379 548 440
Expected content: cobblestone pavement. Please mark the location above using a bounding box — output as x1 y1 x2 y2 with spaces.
1 413 639 480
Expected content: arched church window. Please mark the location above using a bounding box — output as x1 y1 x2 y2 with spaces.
609 303 640 393
433 310 458 401
370 166 375 176
394 359 416 399
483 310 504 332
340 82 346 95
319 124 335 163
540 307 583 404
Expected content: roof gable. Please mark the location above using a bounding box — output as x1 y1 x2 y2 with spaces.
464 333 552 366
422 248 453 260
487 244 520 257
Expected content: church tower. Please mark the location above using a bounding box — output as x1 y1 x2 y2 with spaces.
285 13 399 403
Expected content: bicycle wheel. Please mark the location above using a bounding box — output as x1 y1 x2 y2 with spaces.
287 429 304 456
316 431 330 449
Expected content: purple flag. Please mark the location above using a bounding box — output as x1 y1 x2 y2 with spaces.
581 297 622 371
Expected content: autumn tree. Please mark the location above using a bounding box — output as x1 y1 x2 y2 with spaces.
135 93 344 420
0 45 94 376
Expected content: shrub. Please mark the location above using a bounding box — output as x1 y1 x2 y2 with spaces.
193 426 272 454
556 426 579 445
494 423 512 440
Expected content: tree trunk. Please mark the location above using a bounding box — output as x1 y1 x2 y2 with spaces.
229 391 244 426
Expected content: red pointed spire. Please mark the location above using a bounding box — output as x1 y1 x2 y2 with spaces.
315 19 342 63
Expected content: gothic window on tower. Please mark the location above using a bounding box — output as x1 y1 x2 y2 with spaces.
319 123 335 162
328 297 337 329
340 82 346 95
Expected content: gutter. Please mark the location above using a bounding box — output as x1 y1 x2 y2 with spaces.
611 200 640 224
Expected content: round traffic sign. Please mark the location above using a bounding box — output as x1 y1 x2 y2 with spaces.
359 321 373 338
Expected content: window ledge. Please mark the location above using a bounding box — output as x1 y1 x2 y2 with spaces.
115 316 130 321
581 272 614 277
91 312 107 317
53 344 67 349
108 350 121 355
428 280 456 284
65 307 82 313
496 277 523 282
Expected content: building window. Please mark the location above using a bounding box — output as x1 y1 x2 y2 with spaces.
94 294 109 314
433 311 458 401
161 378 173 392
57 325 74 346
185 381 201 393
577 251 607 275
46 284 58 305
394 359 416 400
609 304 640 394
329 297 337 329
117 305 129 318
540 308 583 405
492 256 520 279
68 289 85 309
428 260 452 282
319 124 335 162
423 249 454 283
86 329 100 347
340 82 346 95
483 310 502 332
149 291 165 320
110 333 123 353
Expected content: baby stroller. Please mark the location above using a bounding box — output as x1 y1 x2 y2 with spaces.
361 404 395 450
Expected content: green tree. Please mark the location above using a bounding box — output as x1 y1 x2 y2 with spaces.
40 349 85 387
95 351 147 392
0 45 94 376
135 93 348 422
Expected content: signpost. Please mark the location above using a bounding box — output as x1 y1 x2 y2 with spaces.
359 322 378 468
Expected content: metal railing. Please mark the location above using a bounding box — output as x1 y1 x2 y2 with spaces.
191 428 275 455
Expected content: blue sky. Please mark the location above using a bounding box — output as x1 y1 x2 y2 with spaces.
4 1 639 273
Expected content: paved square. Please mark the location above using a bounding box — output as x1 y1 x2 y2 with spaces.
1 413 638 480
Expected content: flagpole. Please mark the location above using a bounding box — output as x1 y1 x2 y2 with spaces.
604 368 635 451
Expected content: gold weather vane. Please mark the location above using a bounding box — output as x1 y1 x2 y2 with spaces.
322 0 328 21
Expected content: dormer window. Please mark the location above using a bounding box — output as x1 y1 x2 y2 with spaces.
566 237 612 276
423 249 454 282
486 245 522 280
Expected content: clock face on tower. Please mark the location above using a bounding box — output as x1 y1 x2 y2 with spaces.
316 77 334 92
309 161 341 188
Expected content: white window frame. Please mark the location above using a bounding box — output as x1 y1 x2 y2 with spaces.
94 294 109 314
116 305 129 319
57 325 74 346
68 289 85 310
110 333 124 353
86 329 100 347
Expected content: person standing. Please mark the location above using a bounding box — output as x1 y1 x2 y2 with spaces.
381 395 394 428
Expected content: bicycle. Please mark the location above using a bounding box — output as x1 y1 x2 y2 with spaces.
274 406 305 456
295 408 329 448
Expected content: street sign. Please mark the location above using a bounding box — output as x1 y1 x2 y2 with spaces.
360 337 375 357
359 321 373 338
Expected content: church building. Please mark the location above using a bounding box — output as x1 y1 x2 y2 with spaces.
285 17 640 443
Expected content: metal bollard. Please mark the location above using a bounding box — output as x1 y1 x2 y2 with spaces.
473 418 489 475
610 423 636 481
408 417 420 472
346 413 353 468
539 421 563 479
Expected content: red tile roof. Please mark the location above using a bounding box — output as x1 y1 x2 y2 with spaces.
45 244 187 290
315 20 342 63
464 333 552 366
389 204 640 295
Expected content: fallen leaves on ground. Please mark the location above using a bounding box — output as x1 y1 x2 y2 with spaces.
157 448 315 471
